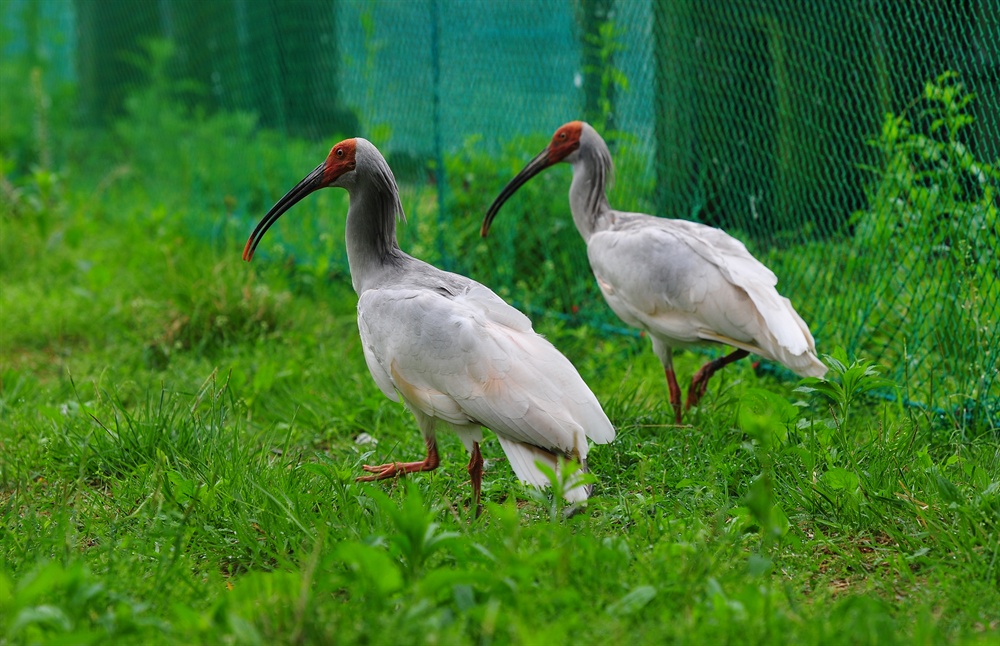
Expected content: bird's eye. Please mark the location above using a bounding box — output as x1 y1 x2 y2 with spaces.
335 148 344 157
558 132 566 139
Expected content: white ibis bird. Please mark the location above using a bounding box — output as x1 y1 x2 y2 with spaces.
243 137 614 512
482 121 826 425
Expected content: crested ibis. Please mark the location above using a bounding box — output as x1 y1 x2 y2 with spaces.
243 137 615 512
482 121 826 424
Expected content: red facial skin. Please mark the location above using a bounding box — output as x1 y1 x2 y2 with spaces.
324 138 357 185
546 121 583 163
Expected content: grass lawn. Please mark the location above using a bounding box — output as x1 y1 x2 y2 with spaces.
2 167 998 644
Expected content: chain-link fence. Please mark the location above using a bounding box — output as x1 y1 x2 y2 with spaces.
2 0 997 425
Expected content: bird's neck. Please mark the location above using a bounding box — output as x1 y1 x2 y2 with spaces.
568 148 612 241
344 188 405 295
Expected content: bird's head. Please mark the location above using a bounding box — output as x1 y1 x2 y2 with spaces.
243 139 358 261
546 121 585 164
481 121 586 237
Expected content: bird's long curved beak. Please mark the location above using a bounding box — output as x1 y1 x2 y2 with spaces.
480 148 551 237
243 162 326 262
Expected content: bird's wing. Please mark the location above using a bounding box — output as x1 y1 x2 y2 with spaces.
665 219 813 356
357 282 614 456
588 220 741 343
357 310 401 403
589 215 823 375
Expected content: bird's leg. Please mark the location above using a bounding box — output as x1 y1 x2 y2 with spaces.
356 437 440 482
664 366 683 425
467 441 484 518
653 341 684 425
686 349 750 410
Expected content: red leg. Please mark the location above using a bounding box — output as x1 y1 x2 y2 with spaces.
685 349 750 410
665 366 683 425
467 442 484 518
356 437 440 482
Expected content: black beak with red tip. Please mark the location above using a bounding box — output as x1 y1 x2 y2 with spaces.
243 162 326 262
480 147 554 238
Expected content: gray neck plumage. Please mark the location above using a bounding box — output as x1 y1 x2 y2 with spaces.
345 162 407 295
568 136 613 241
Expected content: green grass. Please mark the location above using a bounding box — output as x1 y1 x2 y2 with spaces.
2 164 999 645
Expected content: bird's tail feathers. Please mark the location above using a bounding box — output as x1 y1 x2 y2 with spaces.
771 298 826 377
729 288 827 378
699 330 827 379
495 436 592 503
786 351 828 378
739 287 809 355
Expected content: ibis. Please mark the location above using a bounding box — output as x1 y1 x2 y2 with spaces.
243 137 615 513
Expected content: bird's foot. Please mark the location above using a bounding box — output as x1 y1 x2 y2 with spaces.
356 459 436 482
356 440 441 482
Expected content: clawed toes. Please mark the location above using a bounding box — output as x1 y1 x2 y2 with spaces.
357 463 397 481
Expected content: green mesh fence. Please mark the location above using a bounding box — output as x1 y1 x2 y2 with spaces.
2 0 997 425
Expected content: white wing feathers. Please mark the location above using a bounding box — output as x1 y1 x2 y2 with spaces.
591 215 825 378
356 283 615 467
677 221 812 356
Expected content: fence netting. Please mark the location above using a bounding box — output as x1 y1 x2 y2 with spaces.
2 0 997 426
